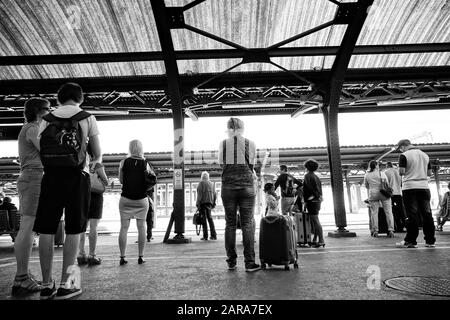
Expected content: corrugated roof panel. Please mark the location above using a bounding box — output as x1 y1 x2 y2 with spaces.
349 52 450 68
357 0 450 45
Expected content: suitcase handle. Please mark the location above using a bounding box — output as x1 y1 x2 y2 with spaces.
263 215 282 224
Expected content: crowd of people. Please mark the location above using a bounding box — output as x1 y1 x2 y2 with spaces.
4 81 446 299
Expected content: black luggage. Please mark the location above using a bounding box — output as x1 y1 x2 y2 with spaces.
55 220 65 247
259 215 299 270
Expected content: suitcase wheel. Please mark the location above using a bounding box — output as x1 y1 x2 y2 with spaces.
284 265 290 271
294 262 299 269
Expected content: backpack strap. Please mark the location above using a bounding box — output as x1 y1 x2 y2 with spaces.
70 111 91 121
42 113 58 123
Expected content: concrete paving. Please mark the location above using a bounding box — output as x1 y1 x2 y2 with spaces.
1 223 449 301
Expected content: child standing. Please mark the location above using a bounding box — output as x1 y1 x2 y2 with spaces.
264 183 280 216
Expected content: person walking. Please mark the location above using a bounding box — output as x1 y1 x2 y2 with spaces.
363 160 395 238
118 139 152 265
219 117 260 272
77 145 108 266
395 139 436 248
11 98 50 296
33 83 102 300
384 162 407 232
196 171 217 240
274 165 302 215
302 159 325 248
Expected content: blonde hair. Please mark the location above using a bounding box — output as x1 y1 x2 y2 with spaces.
227 117 244 136
128 139 144 158
201 171 210 180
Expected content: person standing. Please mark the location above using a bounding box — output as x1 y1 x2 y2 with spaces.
33 83 102 300
384 162 406 232
436 182 450 231
363 160 395 238
395 139 436 248
77 145 108 266
11 98 50 296
302 159 325 248
274 165 302 215
118 139 151 265
219 117 260 272
196 171 217 241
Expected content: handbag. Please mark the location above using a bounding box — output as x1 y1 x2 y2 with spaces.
379 171 393 198
193 210 205 236
90 172 106 194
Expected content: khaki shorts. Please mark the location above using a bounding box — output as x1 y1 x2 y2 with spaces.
17 169 43 217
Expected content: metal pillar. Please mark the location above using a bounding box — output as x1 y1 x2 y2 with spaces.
151 0 190 243
344 171 353 213
324 0 374 237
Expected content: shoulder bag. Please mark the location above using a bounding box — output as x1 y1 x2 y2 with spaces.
379 171 393 198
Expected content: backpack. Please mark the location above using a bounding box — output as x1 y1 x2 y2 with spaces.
283 174 296 197
40 111 91 168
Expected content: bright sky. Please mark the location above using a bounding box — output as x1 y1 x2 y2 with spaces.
1 109 449 157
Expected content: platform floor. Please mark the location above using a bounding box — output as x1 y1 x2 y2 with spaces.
1 226 449 301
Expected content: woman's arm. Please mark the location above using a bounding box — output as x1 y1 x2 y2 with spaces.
118 160 124 184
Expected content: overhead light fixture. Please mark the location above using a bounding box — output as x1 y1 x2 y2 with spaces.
185 108 198 121
89 110 129 115
377 97 440 106
222 102 286 109
291 102 321 118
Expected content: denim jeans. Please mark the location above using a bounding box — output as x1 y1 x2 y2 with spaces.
200 203 217 239
403 189 435 245
391 195 407 231
281 197 295 215
222 187 256 266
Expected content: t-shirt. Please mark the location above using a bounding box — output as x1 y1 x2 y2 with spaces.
398 148 431 190
18 122 43 170
384 168 402 195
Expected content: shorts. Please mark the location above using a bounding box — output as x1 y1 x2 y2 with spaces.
88 193 103 220
33 168 90 235
17 169 43 217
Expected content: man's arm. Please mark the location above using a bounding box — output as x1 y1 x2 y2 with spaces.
427 161 432 177
196 183 202 208
398 154 407 176
88 135 102 164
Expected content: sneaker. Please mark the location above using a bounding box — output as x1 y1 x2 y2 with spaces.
200 237 208 241
11 274 42 296
395 240 418 248
210 236 217 240
425 243 436 248
54 286 82 300
372 232 378 238
387 231 395 238
40 281 57 300
87 256 102 266
77 255 88 266
245 263 261 272
227 261 237 270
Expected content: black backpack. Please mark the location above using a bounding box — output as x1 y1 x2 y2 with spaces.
40 111 91 168
283 174 296 197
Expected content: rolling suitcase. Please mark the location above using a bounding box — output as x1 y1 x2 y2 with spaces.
55 220 65 247
259 215 299 270
294 211 313 247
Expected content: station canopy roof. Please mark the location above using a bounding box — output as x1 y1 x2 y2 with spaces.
0 0 450 137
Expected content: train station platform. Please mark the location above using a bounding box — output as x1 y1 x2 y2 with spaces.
0 224 449 304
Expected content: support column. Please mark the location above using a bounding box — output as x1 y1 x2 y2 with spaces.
344 170 353 213
323 0 373 237
152 0 190 243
